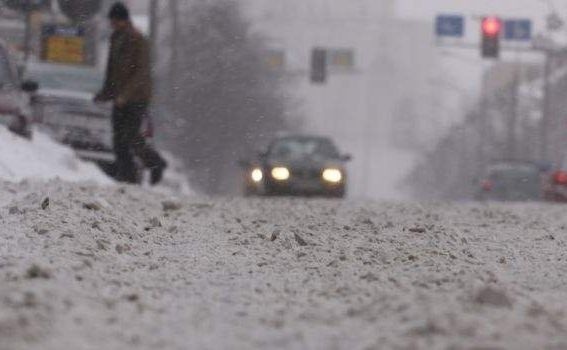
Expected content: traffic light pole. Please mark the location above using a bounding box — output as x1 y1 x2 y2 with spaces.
149 0 159 64
508 68 520 159
168 0 179 102
477 67 491 176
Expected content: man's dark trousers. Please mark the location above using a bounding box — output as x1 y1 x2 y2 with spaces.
112 103 165 183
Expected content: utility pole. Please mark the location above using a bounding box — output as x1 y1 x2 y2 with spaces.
477 93 488 174
149 0 159 64
507 67 520 159
541 50 552 161
23 0 33 62
169 0 179 103
477 65 491 176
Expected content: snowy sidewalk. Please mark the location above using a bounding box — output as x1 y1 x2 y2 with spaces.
0 126 112 186
1 181 567 349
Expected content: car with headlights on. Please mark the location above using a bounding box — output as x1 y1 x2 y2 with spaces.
241 135 351 197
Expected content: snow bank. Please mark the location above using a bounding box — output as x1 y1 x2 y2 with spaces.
0 125 195 196
0 126 112 184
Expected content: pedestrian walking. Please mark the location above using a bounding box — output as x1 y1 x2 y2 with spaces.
95 2 167 185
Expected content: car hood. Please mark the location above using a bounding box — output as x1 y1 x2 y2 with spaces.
267 156 344 170
34 89 110 116
36 88 94 101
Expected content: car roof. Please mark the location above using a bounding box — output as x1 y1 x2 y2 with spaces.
487 159 539 167
486 162 540 173
273 135 334 143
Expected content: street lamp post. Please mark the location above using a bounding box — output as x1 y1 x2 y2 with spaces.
149 0 159 64
23 0 34 62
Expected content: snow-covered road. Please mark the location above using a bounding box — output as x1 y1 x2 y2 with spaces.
2 181 567 350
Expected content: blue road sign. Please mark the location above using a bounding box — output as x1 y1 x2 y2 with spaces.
504 19 532 41
436 15 465 38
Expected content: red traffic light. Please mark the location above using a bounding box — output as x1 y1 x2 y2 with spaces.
482 17 502 37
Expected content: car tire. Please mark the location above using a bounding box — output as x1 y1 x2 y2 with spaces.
328 187 346 199
243 184 257 197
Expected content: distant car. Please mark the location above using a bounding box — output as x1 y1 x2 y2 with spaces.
478 161 543 201
543 156 567 202
0 41 36 138
241 135 351 198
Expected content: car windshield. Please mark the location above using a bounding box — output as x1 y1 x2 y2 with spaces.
485 163 541 200
0 46 16 88
269 138 340 159
487 163 539 178
25 64 102 94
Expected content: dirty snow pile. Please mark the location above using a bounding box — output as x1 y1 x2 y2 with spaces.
2 181 567 349
0 126 111 184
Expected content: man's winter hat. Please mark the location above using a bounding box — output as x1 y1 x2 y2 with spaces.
108 2 130 21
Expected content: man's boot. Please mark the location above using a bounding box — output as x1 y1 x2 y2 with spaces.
150 160 167 185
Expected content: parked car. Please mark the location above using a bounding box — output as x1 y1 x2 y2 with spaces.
25 62 113 162
25 62 155 181
240 135 351 198
477 161 543 201
0 40 36 138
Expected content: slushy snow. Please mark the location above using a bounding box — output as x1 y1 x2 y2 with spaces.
2 181 567 349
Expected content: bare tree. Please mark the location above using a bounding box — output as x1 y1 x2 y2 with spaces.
155 0 292 194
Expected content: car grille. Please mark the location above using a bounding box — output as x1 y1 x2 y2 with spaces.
292 168 320 179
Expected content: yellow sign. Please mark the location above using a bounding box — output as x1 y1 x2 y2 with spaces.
267 54 284 69
44 36 85 65
264 50 285 70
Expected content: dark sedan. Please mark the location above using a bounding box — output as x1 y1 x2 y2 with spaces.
242 135 351 198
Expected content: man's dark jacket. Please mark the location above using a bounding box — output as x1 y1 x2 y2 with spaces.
98 25 152 104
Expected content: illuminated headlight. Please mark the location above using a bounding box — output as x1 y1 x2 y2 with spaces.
271 167 290 181
251 168 263 183
322 168 343 183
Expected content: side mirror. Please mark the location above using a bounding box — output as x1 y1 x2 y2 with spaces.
341 154 352 161
21 80 39 93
